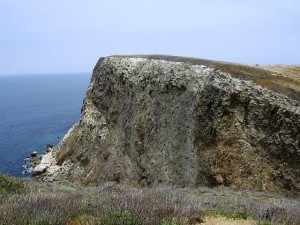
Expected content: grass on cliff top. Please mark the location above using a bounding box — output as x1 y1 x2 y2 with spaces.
111 54 300 102
0 175 300 225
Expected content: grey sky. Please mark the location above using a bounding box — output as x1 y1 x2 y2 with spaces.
0 0 299 74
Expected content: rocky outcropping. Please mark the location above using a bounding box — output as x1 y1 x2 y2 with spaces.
42 56 300 195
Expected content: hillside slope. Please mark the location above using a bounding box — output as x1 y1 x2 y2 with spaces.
37 55 300 195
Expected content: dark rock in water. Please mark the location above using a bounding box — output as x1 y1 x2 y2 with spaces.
24 145 55 176
45 144 54 153
44 56 300 195
30 151 38 158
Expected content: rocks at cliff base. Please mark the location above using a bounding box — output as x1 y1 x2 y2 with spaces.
32 164 48 176
42 56 300 195
30 151 38 157
30 145 56 177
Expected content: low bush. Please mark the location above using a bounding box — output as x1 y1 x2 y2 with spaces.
0 174 26 196
159 220 179 225
80 156 90 167
218 210 250 220
76 153 90 167
97 211 142 225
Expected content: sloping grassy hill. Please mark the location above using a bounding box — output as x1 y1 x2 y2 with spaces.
259 65 300 101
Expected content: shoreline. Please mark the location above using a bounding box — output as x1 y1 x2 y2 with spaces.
27 145 70 182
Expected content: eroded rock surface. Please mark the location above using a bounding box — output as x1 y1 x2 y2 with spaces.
46 56 300 195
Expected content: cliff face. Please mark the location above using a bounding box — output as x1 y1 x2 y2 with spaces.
52 56 300 194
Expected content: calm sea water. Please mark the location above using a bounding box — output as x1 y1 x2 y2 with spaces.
0 74 90 177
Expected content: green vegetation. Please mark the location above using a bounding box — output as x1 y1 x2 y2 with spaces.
80 156 90 167
28 221 52 225
67 148 75 157
98 211 142 225
218 210 251 220
76 153 90 167
0 174 26 196
159 220 179 225
0 175 300 224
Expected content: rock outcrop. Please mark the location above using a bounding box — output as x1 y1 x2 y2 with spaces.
43 56 300 195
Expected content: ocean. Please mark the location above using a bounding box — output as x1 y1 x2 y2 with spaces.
0 74 91 177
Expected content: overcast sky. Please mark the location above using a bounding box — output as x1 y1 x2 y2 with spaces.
0 0 299 74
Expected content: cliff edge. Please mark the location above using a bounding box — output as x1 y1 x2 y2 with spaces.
39 55 300 195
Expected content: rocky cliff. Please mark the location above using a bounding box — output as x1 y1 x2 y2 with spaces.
41 55 300 195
